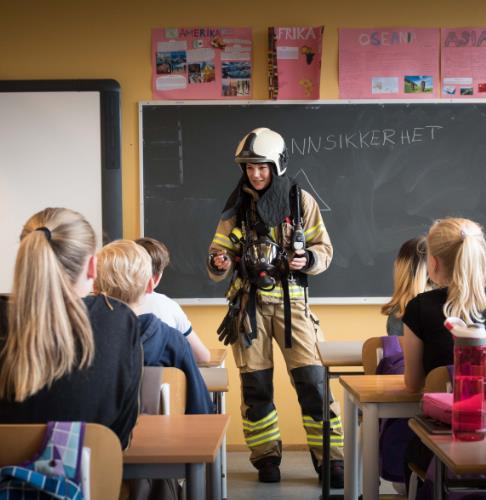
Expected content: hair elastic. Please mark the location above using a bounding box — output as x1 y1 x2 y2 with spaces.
35 226 52 241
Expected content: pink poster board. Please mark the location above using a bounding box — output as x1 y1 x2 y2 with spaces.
339 28 440 99
268 26 323 100
441 28 486 98
152 27 252 99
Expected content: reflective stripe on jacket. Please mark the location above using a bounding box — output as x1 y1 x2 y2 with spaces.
208 188 333 303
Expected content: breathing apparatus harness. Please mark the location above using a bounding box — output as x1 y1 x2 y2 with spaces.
222 184 307 349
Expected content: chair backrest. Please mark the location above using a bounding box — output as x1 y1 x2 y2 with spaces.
0 423 122 500
362 336 405 374
141 366 187 416
161 367 186 415
424 365 453 393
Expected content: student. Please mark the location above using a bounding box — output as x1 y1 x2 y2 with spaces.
135 237 210 364
0 208 142 449
381 237 428 336
402 217 486 492
95 239 213 414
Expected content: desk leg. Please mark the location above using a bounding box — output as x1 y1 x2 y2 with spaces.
186 463 205 500
361 403 379 500
221 391 228 499
344 391 358 500
434 457 444 500
207 448 222 500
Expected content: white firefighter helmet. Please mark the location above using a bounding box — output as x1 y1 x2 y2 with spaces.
235 127 288 176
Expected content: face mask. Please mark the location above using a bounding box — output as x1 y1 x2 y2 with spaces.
243 236 285 291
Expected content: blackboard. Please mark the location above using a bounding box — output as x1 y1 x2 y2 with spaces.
140 101 486 302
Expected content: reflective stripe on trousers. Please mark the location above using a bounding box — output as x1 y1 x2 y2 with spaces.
242 409 281 449
302 413 344 461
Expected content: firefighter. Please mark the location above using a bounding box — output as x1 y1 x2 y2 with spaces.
207 127 344 485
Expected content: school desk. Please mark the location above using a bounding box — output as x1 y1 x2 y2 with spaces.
339 374 421 500
197 348 227 368
123 414 230 500
409 418 486 500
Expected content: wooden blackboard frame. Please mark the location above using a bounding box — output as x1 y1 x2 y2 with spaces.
139 99 486 305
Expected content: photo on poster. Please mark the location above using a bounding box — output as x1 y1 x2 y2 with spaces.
478 83 486 93
442 85 456 96
222 61 251 79
188 62 216 84
222 78 250 97
156 50 187 75
460 87 474 95
404 75 433 93
371 77 399 94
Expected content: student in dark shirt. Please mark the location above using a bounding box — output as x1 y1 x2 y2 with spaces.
0 208 142 449
94 239 213 414
402 217 486 494
403 218 486 390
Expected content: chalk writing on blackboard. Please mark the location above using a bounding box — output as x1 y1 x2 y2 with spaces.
294 168 331 212
290 125 443 154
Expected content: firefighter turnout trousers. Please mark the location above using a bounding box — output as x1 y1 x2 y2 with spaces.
232 300 344 468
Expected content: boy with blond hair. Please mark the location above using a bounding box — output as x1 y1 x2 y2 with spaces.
95 239 212 414
135 237 210 364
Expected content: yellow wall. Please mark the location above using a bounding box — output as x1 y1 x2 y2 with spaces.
3 0 485 446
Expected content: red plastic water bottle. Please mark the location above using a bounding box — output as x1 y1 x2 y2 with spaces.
444 317 486 442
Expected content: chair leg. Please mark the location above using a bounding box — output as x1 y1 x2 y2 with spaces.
408 471 418 500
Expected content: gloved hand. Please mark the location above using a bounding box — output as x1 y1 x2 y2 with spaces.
216 304 240 345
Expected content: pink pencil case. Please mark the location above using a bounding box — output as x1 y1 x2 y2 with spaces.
422 393 453 424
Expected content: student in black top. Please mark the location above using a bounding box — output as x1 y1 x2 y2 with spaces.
0 208 142 449
402 217 486 494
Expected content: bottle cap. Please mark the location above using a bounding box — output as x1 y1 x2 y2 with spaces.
444 317 486 339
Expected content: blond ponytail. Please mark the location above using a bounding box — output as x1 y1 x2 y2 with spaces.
0 208 96 401
428 218 486 324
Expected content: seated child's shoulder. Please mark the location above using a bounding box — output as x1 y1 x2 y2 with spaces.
84 294 137 319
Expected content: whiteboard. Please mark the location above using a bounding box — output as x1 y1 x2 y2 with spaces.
0 81 122 293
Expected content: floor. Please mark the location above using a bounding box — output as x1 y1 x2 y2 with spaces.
226 451 325 500
226 451 399 499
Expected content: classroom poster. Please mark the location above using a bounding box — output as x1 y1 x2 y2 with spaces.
339 28 440 99
152 27 252 99
268 26 323 100
441 28 486 98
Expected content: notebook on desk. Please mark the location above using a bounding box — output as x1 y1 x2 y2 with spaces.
414 414 452 435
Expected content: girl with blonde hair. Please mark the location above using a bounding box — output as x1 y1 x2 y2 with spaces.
403 217 486 392
0 208 141 448
402 217 486 493
382 237 428 336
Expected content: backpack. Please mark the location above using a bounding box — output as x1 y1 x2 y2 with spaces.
376 336 415 483
0 422 86 499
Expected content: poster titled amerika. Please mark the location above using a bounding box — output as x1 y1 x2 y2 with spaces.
152 27 252 99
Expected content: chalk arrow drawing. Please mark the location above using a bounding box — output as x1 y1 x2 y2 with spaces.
293 168 331 212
